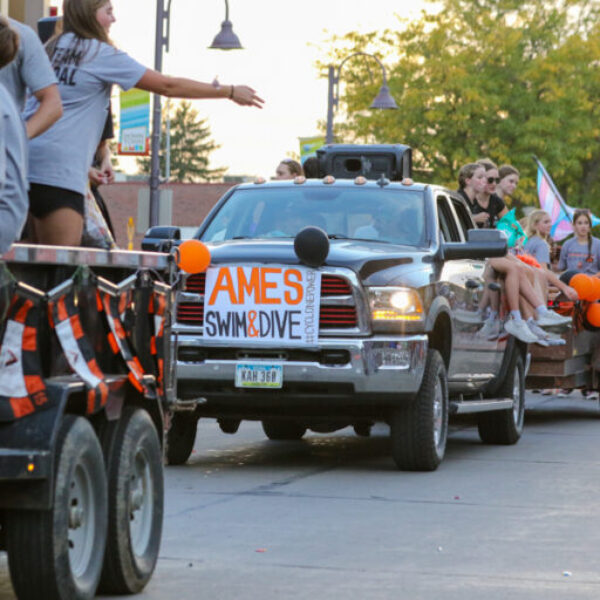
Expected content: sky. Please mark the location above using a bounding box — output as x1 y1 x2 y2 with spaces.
51 0 432 179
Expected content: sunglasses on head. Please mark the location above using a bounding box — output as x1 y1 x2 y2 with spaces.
487 177 500 184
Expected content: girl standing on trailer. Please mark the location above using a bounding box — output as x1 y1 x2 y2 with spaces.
558 209 600 275
24 0 263 247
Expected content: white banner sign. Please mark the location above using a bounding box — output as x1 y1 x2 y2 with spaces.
203 265 321 345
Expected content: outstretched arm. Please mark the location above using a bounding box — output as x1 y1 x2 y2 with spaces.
135 69 264 108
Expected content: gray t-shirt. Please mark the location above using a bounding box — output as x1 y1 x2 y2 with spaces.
0 18 56 110
558 236 600 274
524 235 550 266
0 84 28 254
25 33 146 195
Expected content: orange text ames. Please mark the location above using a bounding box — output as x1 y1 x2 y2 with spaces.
207 267 304 306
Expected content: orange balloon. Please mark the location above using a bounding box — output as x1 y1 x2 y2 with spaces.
176 239 211 274
586 302 600 327
570 273 595 301
590 276 600 302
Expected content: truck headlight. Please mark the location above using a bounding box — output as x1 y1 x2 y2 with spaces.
368 287 424 321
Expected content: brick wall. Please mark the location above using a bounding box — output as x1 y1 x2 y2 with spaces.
98 182 235 249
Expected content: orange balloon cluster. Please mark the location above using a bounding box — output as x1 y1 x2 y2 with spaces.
569 273 600 302
175 239 211 274
587 302 600 327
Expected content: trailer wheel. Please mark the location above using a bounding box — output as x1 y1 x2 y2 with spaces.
166 411 198 465
6 415 107 600
478 351 525 444
98 407 163 594
262 420 306 440
391 349 448 471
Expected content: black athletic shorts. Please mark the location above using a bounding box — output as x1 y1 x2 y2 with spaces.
28 183 85 219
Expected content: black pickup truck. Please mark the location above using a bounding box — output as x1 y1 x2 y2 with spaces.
145 144 526 471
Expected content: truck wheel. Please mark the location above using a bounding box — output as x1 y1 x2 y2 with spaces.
98 407 163 594
391 349 448 471
262 420 306 440
478 351 525 445
166 411 198 465
6 415 107 600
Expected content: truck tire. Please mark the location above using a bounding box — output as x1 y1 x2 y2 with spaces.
166 411 198 465
262 420 306 440
98 407 163 594
6 415 108 600
391 349 448 471
478 351 525 445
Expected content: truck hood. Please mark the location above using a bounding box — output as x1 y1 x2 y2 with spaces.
205 239 432 287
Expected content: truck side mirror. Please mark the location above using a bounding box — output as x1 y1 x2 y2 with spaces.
442 228 507 261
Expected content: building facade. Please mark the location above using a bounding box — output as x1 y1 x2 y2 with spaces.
3 0 52 28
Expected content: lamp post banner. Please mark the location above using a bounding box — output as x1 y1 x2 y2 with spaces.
299 136 325 164
119 88 151 155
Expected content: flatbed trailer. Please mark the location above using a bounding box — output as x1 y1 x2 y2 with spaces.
0 244 175 600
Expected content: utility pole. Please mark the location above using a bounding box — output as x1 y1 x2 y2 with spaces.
149 0 168 228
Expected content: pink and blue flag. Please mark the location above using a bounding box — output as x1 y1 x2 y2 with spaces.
535 156 600 241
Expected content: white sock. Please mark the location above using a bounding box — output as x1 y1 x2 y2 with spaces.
536 304 549 315
489 310 498 320
510 310 522 321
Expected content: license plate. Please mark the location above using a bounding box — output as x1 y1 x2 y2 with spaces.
235 364 283 388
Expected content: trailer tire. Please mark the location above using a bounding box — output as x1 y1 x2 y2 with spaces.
262 420 306 440
166 411 198 465
391 349 448 471
98 407 163 594
478 351 525 445
6 415 107 600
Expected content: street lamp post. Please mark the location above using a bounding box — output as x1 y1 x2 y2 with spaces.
325 52 398 145
149 0 242 228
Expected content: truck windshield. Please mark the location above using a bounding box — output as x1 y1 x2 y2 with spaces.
200 186 425 246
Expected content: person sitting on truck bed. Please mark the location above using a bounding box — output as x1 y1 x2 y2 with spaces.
524 210 554 269
458 162 570 344
0 18 28 255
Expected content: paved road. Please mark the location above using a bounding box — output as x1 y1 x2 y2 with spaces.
1 392 599 599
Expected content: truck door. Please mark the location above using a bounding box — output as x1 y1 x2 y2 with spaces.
436 195 502 387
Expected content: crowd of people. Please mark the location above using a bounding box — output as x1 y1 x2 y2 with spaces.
0 0 263 252
456 157 600 347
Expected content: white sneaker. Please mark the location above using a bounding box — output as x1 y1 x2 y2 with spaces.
479 317 500 340
527 319 550 339
536 311 572 327
504 317 539 343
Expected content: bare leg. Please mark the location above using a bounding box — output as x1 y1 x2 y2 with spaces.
516 267 545 308
32 208 83 246
489 257 522 311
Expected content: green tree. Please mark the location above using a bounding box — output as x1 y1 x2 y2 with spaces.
137 101 226 182
320 0 600 210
